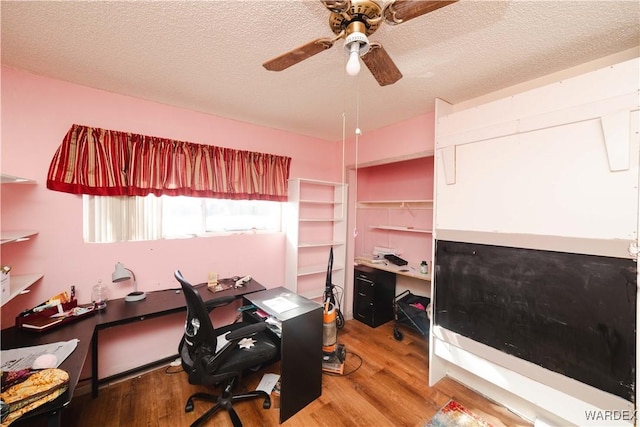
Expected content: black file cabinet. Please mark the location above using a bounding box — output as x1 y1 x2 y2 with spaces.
353 265 396 328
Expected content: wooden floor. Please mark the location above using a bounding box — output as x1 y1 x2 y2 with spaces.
56 319 531 427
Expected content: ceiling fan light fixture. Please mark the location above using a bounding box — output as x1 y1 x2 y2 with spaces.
346 42 361 75
344 31 370 76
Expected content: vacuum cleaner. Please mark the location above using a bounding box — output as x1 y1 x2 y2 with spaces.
322 248 346 374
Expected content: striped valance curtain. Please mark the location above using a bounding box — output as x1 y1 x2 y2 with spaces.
47 124 292 201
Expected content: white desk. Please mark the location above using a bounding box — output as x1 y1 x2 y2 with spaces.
354 257 430 282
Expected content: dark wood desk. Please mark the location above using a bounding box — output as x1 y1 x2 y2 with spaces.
1 279 265 426
91 279 265 397
243 287 322 423
1 316 96 427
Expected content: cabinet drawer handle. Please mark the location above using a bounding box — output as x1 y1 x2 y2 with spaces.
358 292 366 297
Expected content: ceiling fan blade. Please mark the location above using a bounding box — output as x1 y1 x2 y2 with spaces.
263 38 335 72
321 0 351 14
361 42 402 86
384 0 458 25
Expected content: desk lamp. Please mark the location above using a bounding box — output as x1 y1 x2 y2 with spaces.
112 262 146 302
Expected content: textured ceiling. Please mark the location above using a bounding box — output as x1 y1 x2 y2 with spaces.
2 0 639 141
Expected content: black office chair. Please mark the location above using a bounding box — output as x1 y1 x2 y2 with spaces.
174 270 277 427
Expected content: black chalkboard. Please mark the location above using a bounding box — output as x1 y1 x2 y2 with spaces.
434 240 636 402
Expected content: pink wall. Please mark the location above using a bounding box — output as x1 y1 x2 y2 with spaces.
344 112 435 167
357 157 435 201
0 66 341 377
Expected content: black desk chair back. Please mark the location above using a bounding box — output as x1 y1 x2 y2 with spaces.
175 270 277 427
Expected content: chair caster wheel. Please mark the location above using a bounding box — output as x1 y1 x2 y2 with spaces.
185 399 194 413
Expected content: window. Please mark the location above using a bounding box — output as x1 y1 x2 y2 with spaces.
163 196 282 238
83 195 282 243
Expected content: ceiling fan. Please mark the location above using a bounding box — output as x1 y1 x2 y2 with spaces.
262 0 458 86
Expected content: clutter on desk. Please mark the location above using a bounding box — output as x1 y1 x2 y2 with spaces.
91 280 108 310
0 368 69 426
358 246 409 265
207 275 252 293
0 340 78 372
15 291 95 332
354 253 386 264
384 253 408 266
206 272 219 289
420 260 428 274
355 247 432 282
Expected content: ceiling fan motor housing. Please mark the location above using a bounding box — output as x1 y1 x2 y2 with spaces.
329 0 383 37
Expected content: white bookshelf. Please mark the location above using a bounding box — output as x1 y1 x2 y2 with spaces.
284 179 347 300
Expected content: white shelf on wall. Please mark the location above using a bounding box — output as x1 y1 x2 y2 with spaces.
300 199 337 204
357 200 433 209
298 241 345 248
369 225 433 234
1 175 42 306
298 263 345 277
2 273 43 306
0 174 36 184
360 199 434 234
1 230 38 244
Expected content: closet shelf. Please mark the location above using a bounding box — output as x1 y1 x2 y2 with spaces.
357 200 433 209
298 241 345 248
369 225 433 234
297 264 345 277
300 199 343 205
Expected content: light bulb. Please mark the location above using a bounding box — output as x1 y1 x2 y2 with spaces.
346 42 361 76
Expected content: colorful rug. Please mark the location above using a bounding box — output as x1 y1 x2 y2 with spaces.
425 399 493 427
